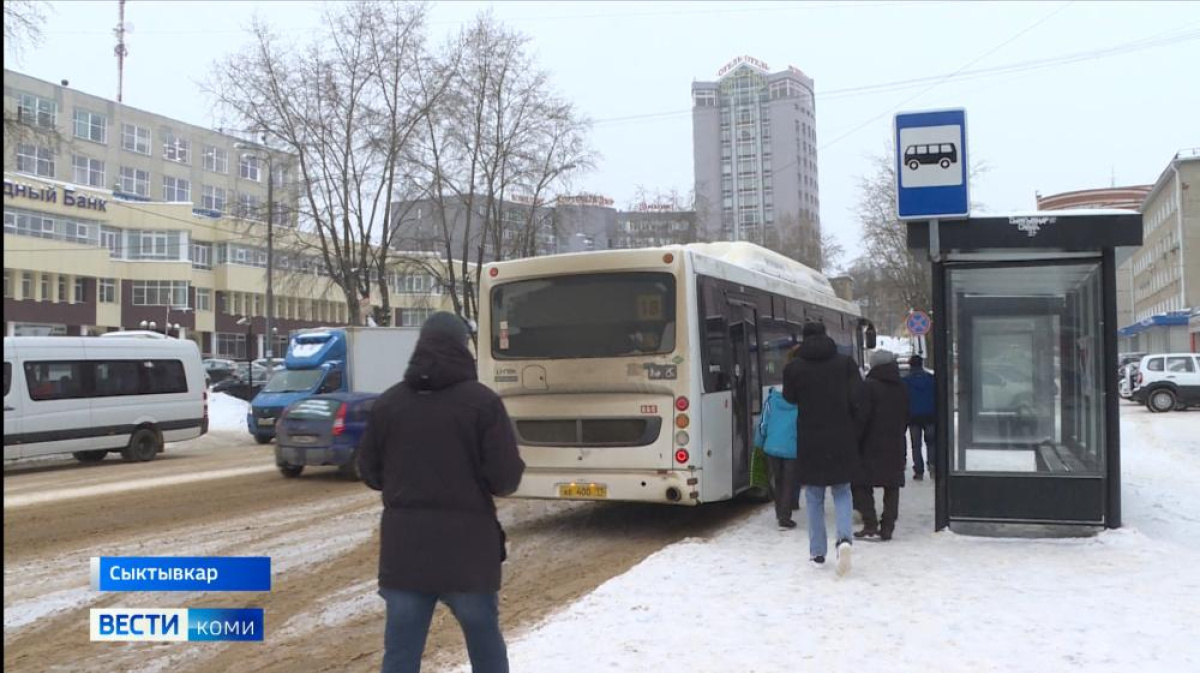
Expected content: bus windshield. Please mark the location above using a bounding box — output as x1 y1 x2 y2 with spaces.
263 369 324 393
491 272 676 359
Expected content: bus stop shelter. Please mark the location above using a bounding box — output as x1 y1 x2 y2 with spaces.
907 211 1142 531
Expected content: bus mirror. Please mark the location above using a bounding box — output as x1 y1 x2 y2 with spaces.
864 325 877 350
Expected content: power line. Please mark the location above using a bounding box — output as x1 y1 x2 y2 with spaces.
592 23 1199 128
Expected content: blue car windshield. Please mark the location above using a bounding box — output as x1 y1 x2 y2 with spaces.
263 369 324 393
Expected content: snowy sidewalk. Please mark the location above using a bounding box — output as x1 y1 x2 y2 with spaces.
484 406 1200 673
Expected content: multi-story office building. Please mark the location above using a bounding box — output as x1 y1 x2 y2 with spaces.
1120 149 1200 352
692 55 820 267
4 70 454 355
1036 185 1152 329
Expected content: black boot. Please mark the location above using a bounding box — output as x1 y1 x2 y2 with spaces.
854 523 879 539
880 521 895 541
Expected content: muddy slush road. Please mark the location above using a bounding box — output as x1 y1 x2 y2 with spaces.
4 432 758 673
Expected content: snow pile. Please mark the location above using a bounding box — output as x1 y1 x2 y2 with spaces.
208 392 249 432
478 406 1199 673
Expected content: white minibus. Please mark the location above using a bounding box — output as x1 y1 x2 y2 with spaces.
3 332 208 463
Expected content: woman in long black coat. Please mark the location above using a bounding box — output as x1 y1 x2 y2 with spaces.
852 350 910 541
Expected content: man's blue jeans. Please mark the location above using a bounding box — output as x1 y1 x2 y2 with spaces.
379 588 508 673
804 483 853 559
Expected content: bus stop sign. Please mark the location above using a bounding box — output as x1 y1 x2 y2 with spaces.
906 310 931 336
895 109 969 220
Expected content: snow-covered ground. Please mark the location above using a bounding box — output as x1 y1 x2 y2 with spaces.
480 405 1200 673
208 391 250 433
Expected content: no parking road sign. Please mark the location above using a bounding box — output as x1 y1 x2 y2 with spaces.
906 311 932 336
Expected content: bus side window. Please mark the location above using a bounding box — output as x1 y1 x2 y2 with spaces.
704 315 730 392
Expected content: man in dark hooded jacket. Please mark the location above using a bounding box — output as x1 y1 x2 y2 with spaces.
783 321 862 576
852 349 910 541
358 311 525 673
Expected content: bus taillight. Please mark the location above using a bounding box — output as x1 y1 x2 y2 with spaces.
675 431 689 445
675 414 689 429
675 396 689 412
674 449 690 464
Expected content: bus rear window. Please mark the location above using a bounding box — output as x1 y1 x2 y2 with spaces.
491 272 676 359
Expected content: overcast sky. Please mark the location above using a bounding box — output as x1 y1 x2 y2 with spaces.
8 0 1199 260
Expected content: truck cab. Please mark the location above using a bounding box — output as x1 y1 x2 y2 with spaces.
248 330 348 443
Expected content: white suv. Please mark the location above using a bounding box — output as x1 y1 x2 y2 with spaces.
1133 353 1200 412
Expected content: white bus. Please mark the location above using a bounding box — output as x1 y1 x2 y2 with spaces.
3 332 208 463
478 242 870 505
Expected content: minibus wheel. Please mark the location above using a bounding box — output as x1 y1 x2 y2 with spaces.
73 450 108 463
122 428 161 462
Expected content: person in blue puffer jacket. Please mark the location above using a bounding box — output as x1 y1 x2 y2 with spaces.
755 353 801 530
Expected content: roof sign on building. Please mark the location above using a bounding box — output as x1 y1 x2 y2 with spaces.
718 55 770 78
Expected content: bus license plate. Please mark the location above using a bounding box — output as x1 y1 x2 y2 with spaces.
257 418 275 426
557 483 608 499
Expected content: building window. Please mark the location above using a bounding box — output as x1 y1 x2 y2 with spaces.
73 109 107 143
131 280 188 306
71 155 106 187
22 272 33 299
118 167 150 197
99 278 117 303
162 176 191 202
40 274 50 301
239 155 261 181
101 226 122 258
201 185 227 213
74 277 85 303
18 93 56 128
56 275 67 302
195 287 212 311
121 123 151 155
399 307 434 327
271 164 287 187
215 333 246 359
235 192 262 220
191 241 213 269
128 230 188 260
203 145 228 173
3 270 11 299
16 144 55 177
163 133 191 163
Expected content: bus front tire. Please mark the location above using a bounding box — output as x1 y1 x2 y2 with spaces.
254 434 272 445
73 450 108 463
122 428 161 462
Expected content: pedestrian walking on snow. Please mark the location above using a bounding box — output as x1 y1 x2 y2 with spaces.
359 311 526 673
852 350 910 541
903 354 936 480
754 346 802 529
783 322 863 576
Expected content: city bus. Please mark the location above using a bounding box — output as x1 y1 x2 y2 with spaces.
478 241 871 505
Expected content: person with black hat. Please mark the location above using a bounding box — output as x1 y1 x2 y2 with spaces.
783 321 863 577
358 311 525 673
903 353 937 480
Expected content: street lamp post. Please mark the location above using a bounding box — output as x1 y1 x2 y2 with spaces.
237 316 254 390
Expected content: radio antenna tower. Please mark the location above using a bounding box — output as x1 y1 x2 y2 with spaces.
114 0 129 102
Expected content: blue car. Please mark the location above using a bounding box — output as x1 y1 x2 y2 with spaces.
273 392 377 480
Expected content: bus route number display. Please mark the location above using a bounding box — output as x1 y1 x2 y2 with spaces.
636 295 663 321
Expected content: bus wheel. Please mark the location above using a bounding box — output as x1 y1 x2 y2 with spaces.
73 450 108 463
122 428 161 462
254 434 272 445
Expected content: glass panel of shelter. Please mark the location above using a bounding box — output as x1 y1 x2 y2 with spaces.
948 262 1106 476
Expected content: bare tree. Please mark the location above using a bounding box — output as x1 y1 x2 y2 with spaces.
406 12 594 330
3 0 50 145
850 148 988 317
208 0 439 325
763 211 823 270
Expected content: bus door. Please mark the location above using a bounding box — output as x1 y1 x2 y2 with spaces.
726 299 759 492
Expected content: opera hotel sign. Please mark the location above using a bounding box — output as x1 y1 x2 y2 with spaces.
718 55 770 77
3 178 108 212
